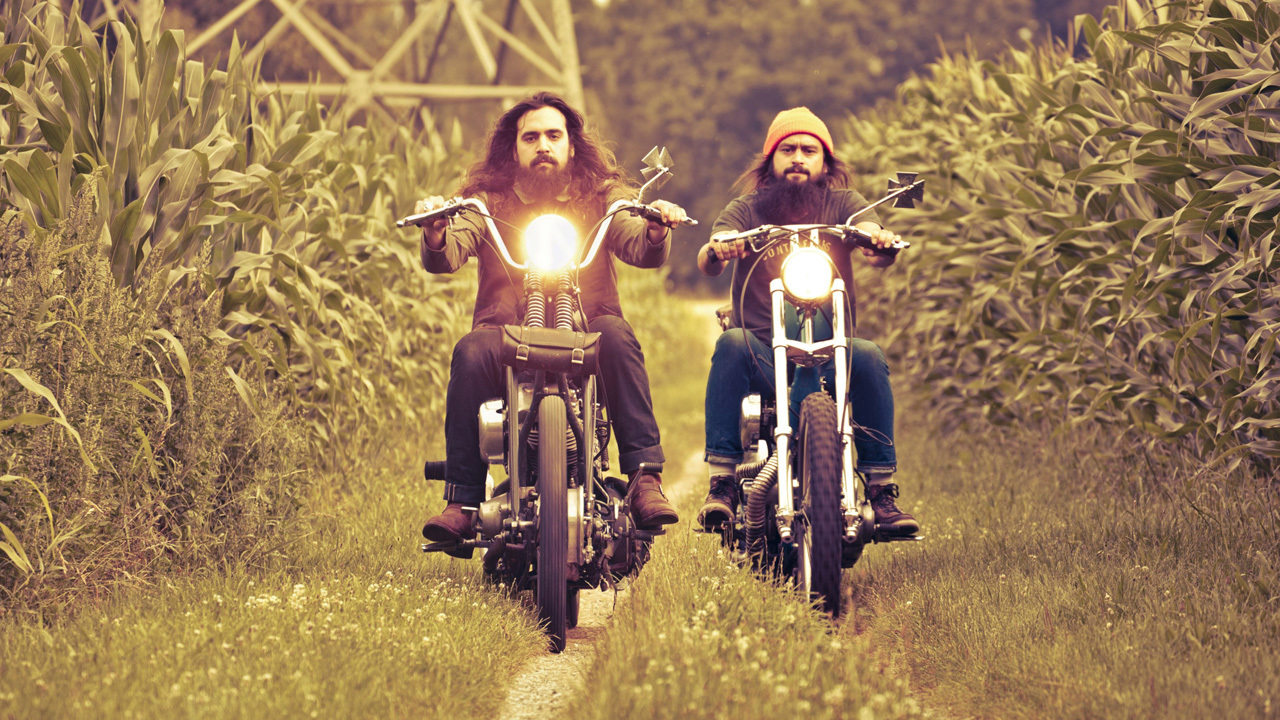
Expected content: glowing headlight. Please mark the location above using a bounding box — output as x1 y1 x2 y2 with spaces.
525 214 578 270
780 247 835 303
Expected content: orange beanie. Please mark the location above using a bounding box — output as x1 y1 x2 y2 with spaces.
762 107 833 156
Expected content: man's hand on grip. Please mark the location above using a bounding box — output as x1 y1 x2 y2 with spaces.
645 200 689 244
415 195 450 251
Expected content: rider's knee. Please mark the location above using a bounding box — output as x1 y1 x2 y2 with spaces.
589 313 631 338
589 314 641 353
712 328 753 363
452 328 500 368
848 338 888 370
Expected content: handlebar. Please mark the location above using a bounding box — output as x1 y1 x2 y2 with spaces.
629 204 699 228
396 197 469 228
396 198 697 271
705 222 910 262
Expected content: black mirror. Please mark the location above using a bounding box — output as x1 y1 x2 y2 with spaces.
889 172 925 208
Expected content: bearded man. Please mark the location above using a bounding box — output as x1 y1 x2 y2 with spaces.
415 92 687 544
695 107 919 537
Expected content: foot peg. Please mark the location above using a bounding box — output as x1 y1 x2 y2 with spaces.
421 539 477 559
873 531 924 543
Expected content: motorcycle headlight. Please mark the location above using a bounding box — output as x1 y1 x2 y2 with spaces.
525 214 578 271
780 247 835 303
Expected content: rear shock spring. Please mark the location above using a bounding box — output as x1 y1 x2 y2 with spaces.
554 271 576 330
524 272 546 328
528 420 579 478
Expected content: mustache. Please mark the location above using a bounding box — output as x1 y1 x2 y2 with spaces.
786 165 809 176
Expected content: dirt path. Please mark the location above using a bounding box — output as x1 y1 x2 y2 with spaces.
494 452 700 720
495 299 717 719
494 585 623 720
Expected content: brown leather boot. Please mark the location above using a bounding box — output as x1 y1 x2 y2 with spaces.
422 502 476 542
628 470 679 529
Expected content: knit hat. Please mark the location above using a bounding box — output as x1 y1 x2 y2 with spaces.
762 107 833 157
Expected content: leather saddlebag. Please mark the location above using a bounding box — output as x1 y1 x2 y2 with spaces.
500 325 601 375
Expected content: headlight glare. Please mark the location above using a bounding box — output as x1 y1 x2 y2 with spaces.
780 247 834 303
525 214 578 270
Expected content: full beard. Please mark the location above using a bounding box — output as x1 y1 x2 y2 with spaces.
515 158 571 202
754 173 831 225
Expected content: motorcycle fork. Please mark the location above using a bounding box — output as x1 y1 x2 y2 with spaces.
830 285 862 538
771 281 860 543
770 282 794 542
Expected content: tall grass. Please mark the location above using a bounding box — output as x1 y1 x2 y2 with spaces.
851 394 1279 719
0 0 472 610
839 0 1280 473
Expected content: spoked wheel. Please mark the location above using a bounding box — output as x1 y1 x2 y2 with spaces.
795 393 843 615
536 396 569 652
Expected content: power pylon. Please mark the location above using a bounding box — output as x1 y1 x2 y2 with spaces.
81 0 584 115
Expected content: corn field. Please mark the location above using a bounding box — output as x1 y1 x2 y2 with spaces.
0 0 472 605
843 0 1280 473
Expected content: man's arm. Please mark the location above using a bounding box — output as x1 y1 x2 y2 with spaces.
608 199 688 269
698 196 753 277
416 196 485 274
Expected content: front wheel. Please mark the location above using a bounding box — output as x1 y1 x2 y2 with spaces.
536 396 569 652
796 393 843 615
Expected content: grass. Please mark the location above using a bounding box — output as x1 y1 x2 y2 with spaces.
849 394 1280 719
5 275 1272 719
567 293 923 720
0 265 695 718
0 443 547 719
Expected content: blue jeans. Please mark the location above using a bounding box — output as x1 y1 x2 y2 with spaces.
704 328 897 473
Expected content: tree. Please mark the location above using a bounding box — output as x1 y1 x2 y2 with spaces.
576 0 1037 289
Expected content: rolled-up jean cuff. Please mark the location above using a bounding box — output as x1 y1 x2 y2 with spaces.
443 481 485 506
618 446 664 476
857 463 898 476
705 452 743 465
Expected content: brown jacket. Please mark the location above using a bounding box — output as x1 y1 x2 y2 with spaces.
422 187 668 329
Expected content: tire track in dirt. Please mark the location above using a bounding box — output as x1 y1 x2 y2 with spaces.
495 299 717 719
494 454 699 720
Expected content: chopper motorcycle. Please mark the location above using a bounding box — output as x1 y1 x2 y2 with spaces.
397 149 694 652
700 173 925 616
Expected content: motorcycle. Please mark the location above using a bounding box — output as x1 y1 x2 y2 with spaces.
700 173 925 615
397 148 695 652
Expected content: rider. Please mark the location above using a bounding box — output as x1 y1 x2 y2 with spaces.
694 107 919 537
416 92 688 546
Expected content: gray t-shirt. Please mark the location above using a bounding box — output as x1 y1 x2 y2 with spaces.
711 188 879 342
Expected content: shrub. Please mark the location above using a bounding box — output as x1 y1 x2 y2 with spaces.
840 0 1279 473
0 0 471 609
0 181 306 608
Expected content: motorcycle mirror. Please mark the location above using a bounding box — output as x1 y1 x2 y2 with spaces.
638 146 675 202
889 172 925 208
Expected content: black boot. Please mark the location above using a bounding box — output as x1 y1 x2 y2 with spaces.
868 483 919 537
697 474 738 529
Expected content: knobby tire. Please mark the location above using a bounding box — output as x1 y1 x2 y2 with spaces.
537 396 569 652
797 393 843 615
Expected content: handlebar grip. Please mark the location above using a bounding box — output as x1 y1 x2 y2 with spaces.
706 245 720 262
632 206 698 227
396 203 462 229
423 461 447 481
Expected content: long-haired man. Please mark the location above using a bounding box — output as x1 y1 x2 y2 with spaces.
416 92 687 544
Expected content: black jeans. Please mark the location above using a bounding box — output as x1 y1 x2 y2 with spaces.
441 315 664 505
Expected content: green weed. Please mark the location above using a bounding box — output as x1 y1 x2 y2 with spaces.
850 394 1280 718
841 0 1280 472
